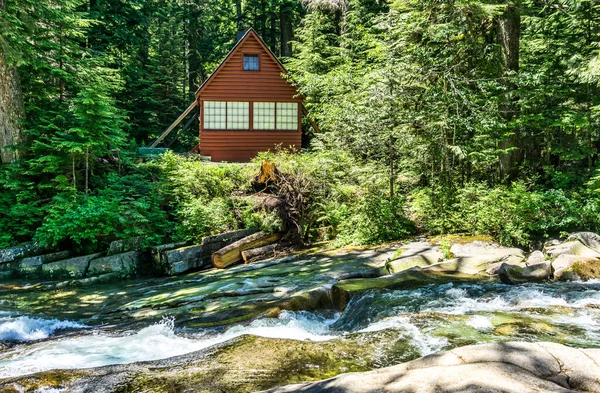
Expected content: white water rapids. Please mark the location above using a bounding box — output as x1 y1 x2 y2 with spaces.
1 281 600 379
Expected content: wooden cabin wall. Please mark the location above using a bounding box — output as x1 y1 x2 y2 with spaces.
198 32 302 162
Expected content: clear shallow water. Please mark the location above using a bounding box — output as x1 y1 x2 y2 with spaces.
1 281 600 379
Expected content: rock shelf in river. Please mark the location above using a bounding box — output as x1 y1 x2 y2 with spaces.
263 341 600 393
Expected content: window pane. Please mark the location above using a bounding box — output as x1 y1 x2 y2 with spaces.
253 102 275 130
276 102 298 130
204 101 226 129
243 55 259 71
227 102 249 130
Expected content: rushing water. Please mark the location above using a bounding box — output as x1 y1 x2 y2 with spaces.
1 281 600 379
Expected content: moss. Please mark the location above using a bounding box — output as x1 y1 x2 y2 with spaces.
429 234 494 246
0 370 87 392
571 260 600 280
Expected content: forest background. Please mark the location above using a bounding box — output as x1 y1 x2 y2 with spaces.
1 0 600 254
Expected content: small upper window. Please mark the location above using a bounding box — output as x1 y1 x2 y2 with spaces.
243 54 259 71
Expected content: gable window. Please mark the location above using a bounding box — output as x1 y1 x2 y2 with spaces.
243 54 259 71
276 103 298 130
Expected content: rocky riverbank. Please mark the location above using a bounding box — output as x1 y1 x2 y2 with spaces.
1 233 600 392
264 341 600 393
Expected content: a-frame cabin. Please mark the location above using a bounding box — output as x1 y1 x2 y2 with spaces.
195 28 303 162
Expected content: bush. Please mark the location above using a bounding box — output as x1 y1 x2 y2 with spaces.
34 175 168 254
410 182 600 247
256 149 416 245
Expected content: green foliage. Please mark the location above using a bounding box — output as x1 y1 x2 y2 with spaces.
34 173 168 253
410 182 600 247
258 149 416 245
147 152 253 243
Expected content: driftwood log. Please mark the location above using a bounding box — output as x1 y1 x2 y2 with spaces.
241 244 278 264
212 231 281 269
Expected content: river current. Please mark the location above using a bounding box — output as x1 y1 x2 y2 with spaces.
1 281 599 379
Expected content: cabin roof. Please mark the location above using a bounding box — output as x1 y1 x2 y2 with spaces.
195 28 290 98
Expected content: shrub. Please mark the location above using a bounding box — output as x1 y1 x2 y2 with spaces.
410 182 600 247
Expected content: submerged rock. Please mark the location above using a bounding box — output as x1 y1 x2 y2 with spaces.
263 341 600 393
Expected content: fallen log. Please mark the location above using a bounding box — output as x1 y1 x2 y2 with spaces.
242 244 279 264
212 231 281 269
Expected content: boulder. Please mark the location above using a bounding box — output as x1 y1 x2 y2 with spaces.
449 241 525 259
0 242 46 264
544 241 600 260
526 250 546 265
386 252 442 274
10 250 71 276
424 254 524 276
108 236 146 255
497 261 552 284
567 232 600 254
262 342 600 393
41 252 103 279
331 267 487 311
87 251 140 277
163 244 205 274
552 254 600 281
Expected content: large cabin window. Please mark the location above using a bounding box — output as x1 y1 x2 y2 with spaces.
205 101 298 131
243 55 259 71
276 103 298 130
204 101 226 129
227 102 250 129
253 102 275 129
204 101 249 129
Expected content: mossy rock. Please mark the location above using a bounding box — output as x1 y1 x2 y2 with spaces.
552 254 600 281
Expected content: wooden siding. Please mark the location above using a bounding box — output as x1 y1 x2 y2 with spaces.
198 33 300 102
197 29 303 162
200 130 301 162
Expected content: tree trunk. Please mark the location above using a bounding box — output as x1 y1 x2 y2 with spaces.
241 243 278 264
497 1 521 179
187 9 200 94
212 231 281 269
279 2 294 56
498 3 520 74
0 0 24 164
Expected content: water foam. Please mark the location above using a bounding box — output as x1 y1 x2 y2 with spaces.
358 316 448 355
0 312 340 379
0 315 87 342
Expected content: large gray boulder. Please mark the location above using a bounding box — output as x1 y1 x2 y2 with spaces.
526 250 546 265
552 254 600 281
568 232 600 254
544 241 600 260
42 252 103 279
0 242 46 264
87 251 140 277
449 241 525 259
385 242 443 274
424 254 525 275
263 342 600 393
